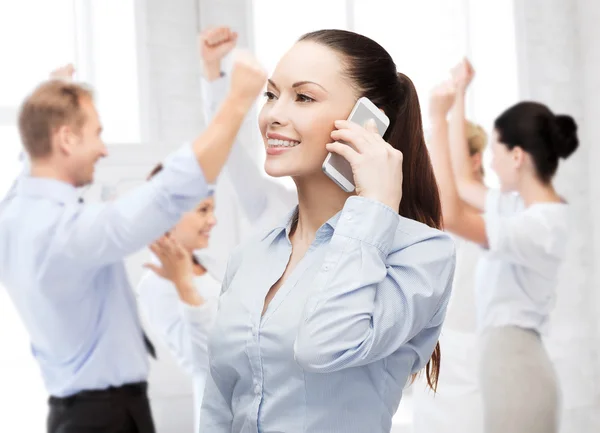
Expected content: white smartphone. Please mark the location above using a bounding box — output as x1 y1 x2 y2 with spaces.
322 96 390 192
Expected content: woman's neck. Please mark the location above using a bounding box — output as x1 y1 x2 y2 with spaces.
191 254 208 276
518 176 562 207
291 173 351 244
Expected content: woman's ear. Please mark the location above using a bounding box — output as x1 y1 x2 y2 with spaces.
512 146 526 169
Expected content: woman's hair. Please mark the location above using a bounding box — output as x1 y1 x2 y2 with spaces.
466 121 487 156
494 101 579 183
299 29 443 391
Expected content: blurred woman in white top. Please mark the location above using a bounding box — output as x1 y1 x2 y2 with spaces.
427 59 577 433
412 121 487 432
137 164 220 431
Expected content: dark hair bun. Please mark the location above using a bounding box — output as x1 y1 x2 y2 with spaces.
552 114 579 159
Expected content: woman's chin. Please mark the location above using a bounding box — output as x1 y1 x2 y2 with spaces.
193 239 209 251
264 160 292 178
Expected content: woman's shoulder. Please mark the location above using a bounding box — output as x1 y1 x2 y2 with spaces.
389 216 456 265
395 215 453 246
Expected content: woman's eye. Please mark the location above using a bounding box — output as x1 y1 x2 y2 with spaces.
264 91 277 100
296 93 315 103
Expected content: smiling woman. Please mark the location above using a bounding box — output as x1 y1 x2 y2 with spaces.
199 29 455 433
259 42 355 179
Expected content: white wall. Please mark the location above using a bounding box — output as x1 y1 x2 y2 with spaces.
578 0 600 340
578 0 600 424
513 0 600 431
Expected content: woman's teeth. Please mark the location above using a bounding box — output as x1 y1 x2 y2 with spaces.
267 138 300 148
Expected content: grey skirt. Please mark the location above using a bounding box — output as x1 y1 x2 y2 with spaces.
478 326 560 433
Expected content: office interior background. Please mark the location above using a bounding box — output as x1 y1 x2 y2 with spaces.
0 0 599 432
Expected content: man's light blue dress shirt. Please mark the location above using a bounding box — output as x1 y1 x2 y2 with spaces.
0 143 207 397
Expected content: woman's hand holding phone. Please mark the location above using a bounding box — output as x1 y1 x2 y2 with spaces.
327 119 403 211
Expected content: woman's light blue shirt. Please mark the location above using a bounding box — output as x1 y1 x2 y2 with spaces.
200 197 456 433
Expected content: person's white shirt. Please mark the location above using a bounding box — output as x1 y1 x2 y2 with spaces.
137 268 221 431
476 189 570 334
136 72 297 431
412 189 569 432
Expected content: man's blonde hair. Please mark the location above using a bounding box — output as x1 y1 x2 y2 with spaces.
466 121 487 155
18 79 94 159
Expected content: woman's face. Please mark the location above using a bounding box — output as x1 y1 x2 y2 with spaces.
490 129 521 192
258 41 359 178
170 197 217 251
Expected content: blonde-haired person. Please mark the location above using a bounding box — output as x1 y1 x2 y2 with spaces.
412 118 488 432
467 121 486 152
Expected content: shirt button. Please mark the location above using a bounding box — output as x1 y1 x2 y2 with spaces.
323 264 331 272
254 384 261 394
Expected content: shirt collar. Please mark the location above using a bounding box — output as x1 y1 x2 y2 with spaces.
265 206 344 242
16 176 80 205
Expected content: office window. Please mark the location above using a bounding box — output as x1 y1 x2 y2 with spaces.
0 0 143 194
86 0 142 144
0 0 142 176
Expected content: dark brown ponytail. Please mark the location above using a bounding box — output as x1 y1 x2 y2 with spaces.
391 73 442 391
300 29 443 391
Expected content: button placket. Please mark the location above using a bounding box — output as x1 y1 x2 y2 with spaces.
247 312 264 424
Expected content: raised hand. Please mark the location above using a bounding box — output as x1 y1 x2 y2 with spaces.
429 79 457 122
144 236 206 306
327 119 403 211
450 57 475 92
49 64 75 81
144 236 194 287
198 26 238 80
228 49 267 110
